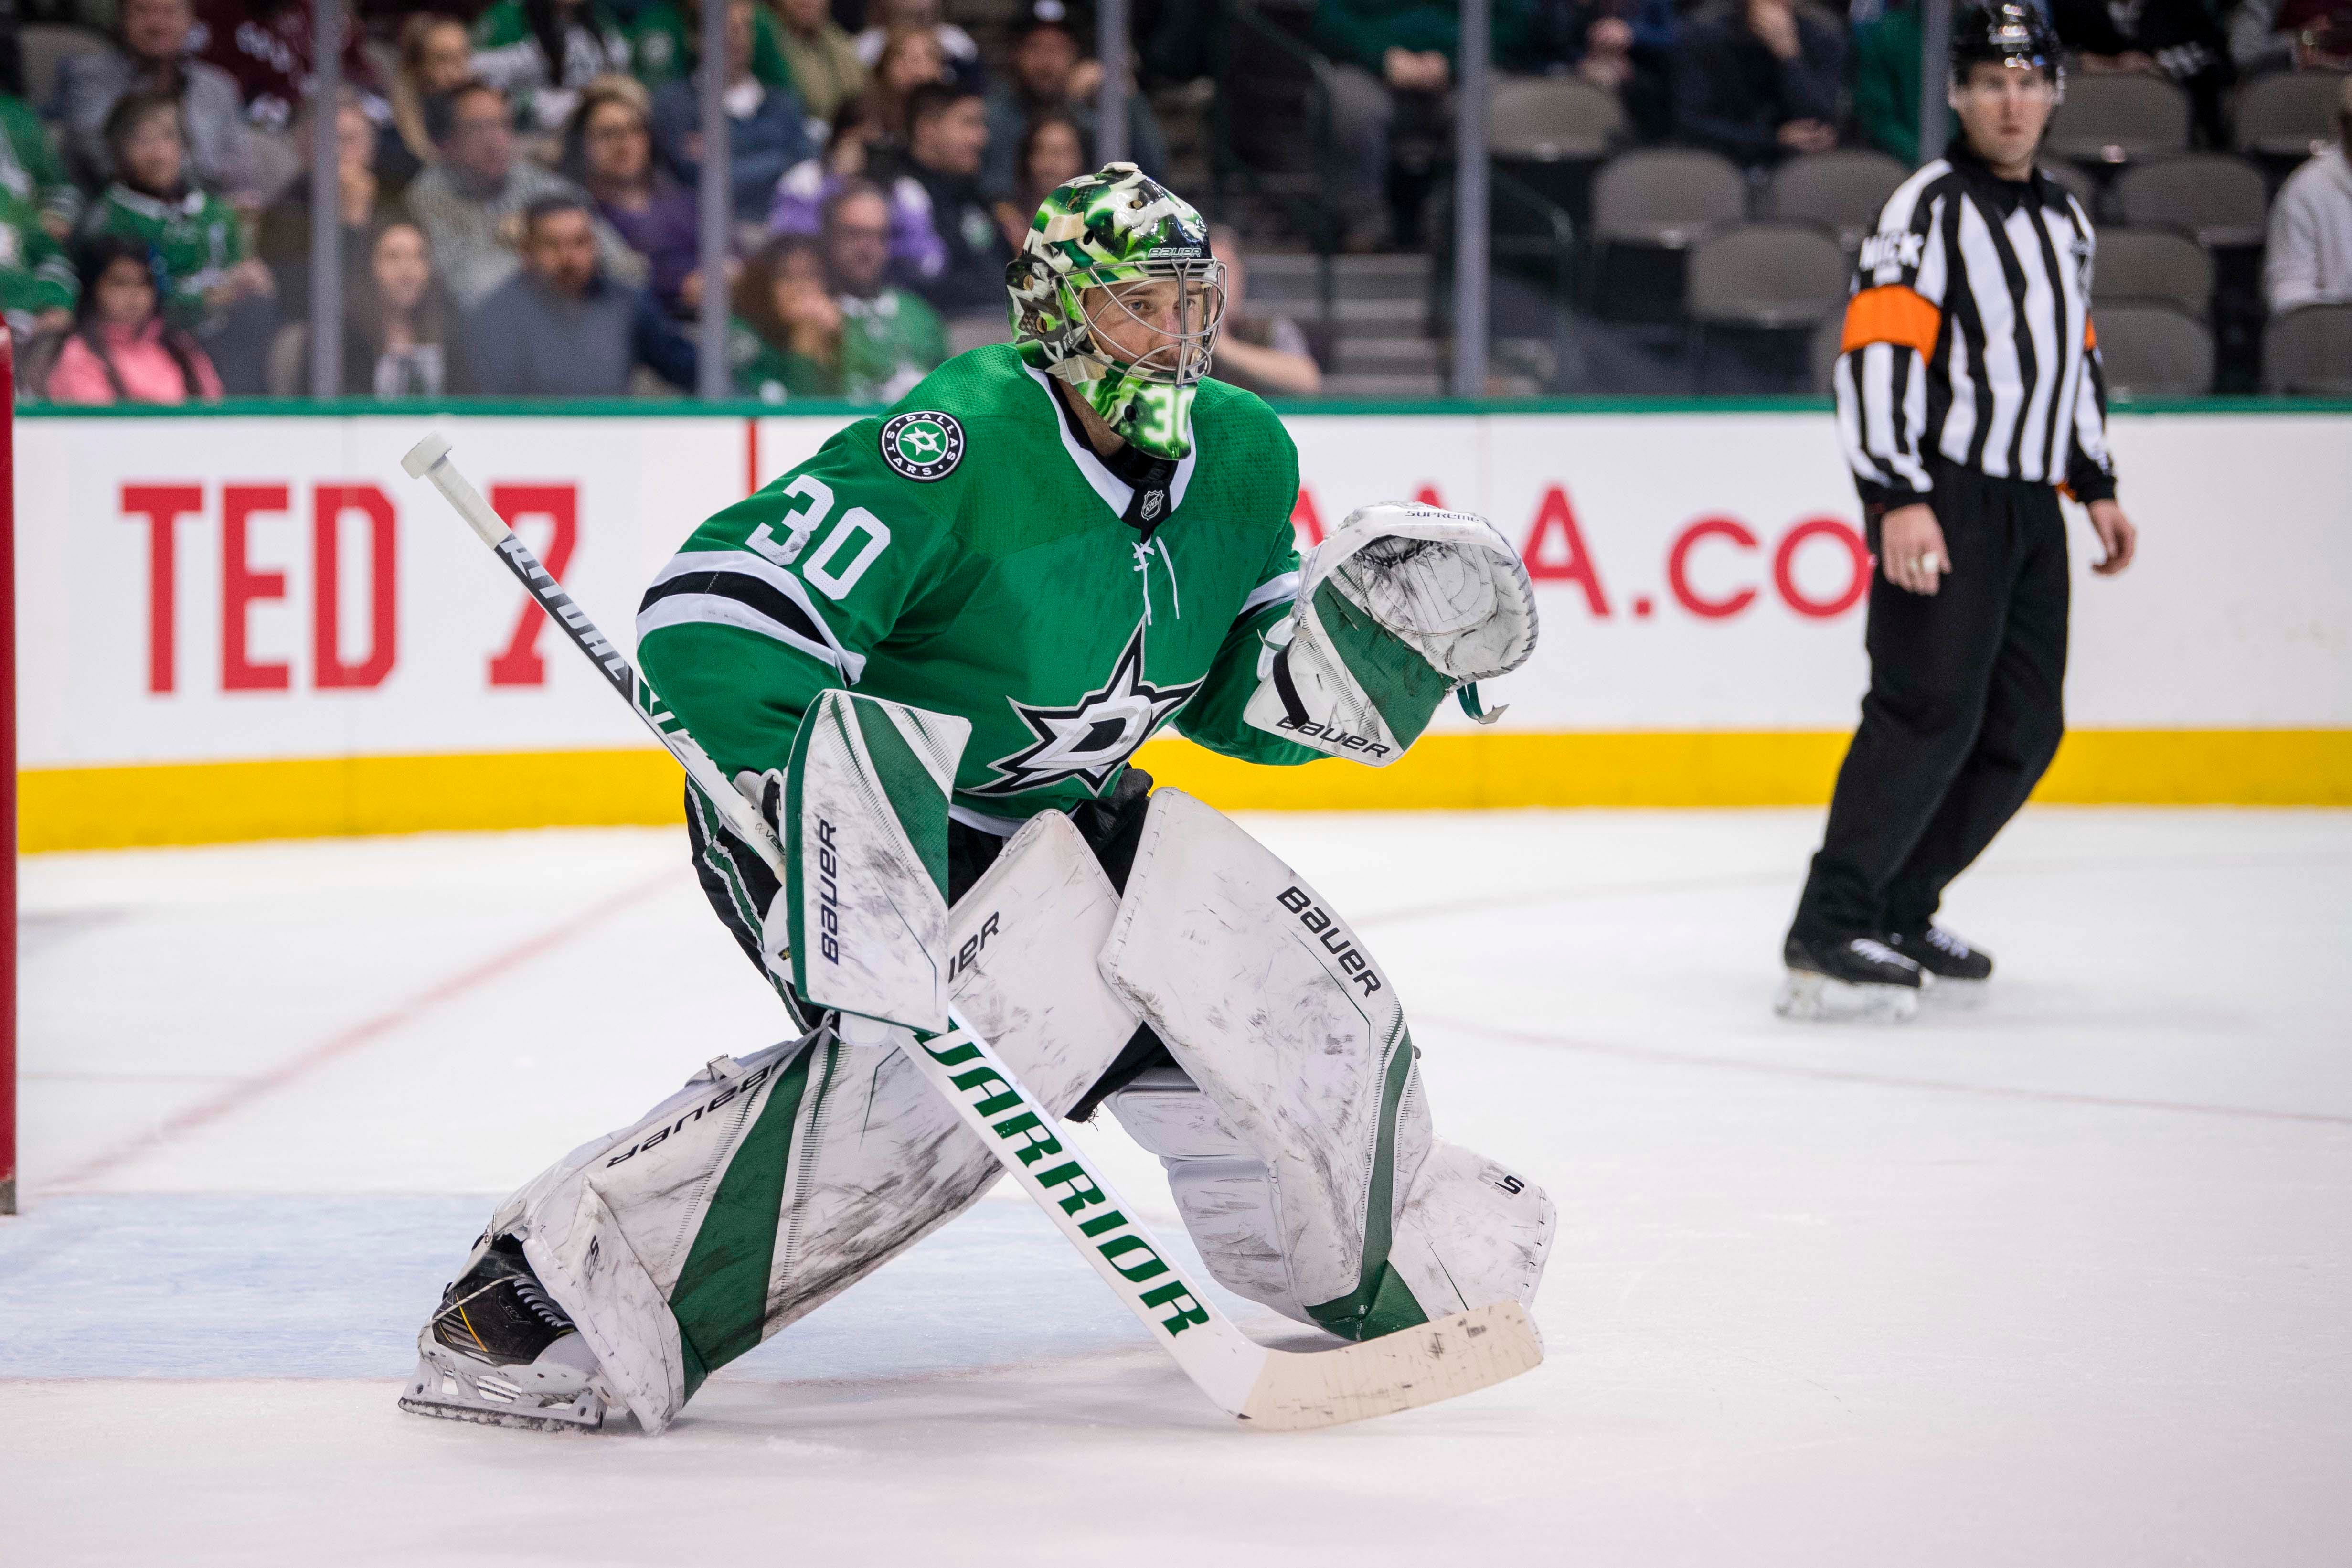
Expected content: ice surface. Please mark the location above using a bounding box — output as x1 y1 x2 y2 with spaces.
4 810 2348 1566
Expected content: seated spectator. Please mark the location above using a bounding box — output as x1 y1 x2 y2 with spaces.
2050 0 2233 146
2230 0 2352 75
731 234 838 398
469 195 696 395
852 0 985 93
79 88 277 388
343 219 474 395
897 82 1009 315
820 178 947 400
0 87 82 246
565 79 702 314
995 112 1086 249
1205 223 1320 397
866 26 953 155
2265 75 2352 309
257 90 393 323
627 0 798 94
1671 0 1843 169
1311 0 1539 248
1524 0 1676 137
405 81 644 309
650 0 814 224
768 96 948 279
191 0 383 139
771 0 868 123
52 0 256 203
389 14 476 173
41 234 223 404
0 131 77 343
982 9 1169 198
470 0 631 138
1850 0 1922 165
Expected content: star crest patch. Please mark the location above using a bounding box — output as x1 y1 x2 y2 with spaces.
879 411 965 481
969 621 1202 798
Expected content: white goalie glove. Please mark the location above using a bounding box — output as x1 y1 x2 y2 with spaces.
1244 501 1538 766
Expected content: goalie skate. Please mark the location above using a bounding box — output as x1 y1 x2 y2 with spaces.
398 1236 615 1432
400 1325 612 1432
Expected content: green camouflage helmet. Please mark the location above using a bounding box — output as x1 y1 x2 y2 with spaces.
1006 163 1226 460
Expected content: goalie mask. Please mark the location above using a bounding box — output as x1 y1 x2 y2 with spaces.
1006 163 1226 460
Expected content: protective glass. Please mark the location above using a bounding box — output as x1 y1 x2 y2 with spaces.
1081 260 1227 385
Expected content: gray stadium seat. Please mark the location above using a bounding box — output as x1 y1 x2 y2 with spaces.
1490 75 1625 162
2095 304 2214 396
2040 160 2098 215
1688 222 1850 334
2232 69 2350 160
2094 229 2214 318
1763 149 1910 251
1591 148 1745 247
19 23 108 108
2046 74 2191 166
2262 303 2352 394
2116 155 2270 248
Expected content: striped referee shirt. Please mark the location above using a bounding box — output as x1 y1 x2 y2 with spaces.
1834 142 2118 509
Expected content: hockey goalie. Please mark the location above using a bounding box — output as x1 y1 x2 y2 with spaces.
400 166 1554 1434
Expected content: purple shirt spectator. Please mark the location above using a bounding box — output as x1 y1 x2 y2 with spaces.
768 158 946 283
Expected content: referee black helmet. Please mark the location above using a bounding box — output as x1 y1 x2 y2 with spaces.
1949 3 2064 91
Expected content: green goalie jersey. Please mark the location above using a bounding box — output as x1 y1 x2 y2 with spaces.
637 343 1320 831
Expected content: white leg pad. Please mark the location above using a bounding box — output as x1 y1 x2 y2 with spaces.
1099 789 1551 1339
474 810 1139 1433
1109 1069 1554 1331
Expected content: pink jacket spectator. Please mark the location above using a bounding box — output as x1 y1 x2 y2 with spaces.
45 321 225 405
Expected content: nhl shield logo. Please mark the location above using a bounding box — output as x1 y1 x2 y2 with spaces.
880 411 965 481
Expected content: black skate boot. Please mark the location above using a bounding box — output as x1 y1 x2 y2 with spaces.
1887 926 1992 1001
399 1236 613 1431
1776 931 1929 1023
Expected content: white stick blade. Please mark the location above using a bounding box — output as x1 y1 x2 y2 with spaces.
401 433 451 478
1238 1301 1543 1432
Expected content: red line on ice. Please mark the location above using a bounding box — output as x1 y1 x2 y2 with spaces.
49 869 676 1191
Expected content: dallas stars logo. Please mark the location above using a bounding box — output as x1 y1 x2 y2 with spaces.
970 621 1201 797
880 411 964 481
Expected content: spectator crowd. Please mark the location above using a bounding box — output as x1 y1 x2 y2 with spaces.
0 0 1204 404
0 0 2343 404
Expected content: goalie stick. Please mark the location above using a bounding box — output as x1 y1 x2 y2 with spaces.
401 434 1543 1430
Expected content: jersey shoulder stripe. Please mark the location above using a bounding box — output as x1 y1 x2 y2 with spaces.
638 550 864 680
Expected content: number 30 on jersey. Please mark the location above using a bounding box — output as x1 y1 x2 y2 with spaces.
746 475 891 601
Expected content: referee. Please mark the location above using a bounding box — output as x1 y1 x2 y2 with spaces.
1780 2 2139 1022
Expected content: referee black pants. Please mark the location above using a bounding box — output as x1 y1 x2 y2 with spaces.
1792 462 2071 941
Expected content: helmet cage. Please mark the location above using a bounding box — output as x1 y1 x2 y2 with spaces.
1067 257 1227 387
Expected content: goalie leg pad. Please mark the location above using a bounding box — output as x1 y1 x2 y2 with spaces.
465 811 1138 1433
1099 789 1552 1339
1108 1071 1555 1335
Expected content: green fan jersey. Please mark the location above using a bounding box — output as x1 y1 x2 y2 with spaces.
638 343 1321 830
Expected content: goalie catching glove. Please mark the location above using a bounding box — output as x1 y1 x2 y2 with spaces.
1244 501 1537 766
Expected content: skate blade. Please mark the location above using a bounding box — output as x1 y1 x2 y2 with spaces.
398 1392 605 1432
400 1349 607 1432
1774 970 1919 1024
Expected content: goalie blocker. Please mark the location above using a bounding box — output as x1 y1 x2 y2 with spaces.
406 691 1551 1432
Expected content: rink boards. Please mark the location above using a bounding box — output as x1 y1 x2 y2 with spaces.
13 399 2350 849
